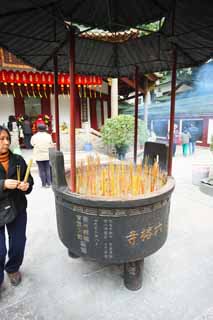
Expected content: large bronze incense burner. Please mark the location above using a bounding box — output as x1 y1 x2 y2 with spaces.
50 143 175 290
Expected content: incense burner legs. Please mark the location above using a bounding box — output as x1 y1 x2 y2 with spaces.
68 249 80 259
124 259 144 291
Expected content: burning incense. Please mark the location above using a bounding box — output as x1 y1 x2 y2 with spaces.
24 159 33 182
75 155 167 198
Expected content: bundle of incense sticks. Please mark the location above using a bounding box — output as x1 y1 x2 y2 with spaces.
76 155 167 198
24 159 33 182
16 165 21 183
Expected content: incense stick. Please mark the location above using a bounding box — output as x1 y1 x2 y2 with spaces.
16 165 21 183
24 159 33 183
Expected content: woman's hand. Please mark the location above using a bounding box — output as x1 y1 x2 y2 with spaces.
4 179 19 190
17 182 29 192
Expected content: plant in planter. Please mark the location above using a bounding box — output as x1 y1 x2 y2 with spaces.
101 115 148 159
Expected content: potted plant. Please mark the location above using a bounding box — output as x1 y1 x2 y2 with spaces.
101 115 148 160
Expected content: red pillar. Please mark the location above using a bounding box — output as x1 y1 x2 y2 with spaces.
14 94 24 117
168 49 177 176
41 95 50 115
134 66 139 164
69 28 76 192
53 55 60 150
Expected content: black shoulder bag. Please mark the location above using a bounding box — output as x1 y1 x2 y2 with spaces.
0 196 18 227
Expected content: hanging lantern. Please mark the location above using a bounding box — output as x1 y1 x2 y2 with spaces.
47 73 54 94
60 73 66 98
21 71 30 97
58 73 64 97
34 72 42 98
28 71 36 97
87 75 93 98
97 76 103 98
8 71 16 97
75 74 82 98
41 72 47 98
2 70 9 97
92 75 97 98
82 75 88 98
65 74 70 97
14 71 23 97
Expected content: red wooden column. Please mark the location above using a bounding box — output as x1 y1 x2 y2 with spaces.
53 55 60 150
168 49 177 176
134 65 139 164
69 28 76 192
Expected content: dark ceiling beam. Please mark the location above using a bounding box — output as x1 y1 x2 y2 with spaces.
0 31 60 43
28 0 65 24
0 2 56 18
69 0 87 18
152 0 168 14
106 0 113 31
39 37 68 70
175 43 197 65
120 77 145 94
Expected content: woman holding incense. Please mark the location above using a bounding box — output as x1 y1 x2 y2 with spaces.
0 125 34 291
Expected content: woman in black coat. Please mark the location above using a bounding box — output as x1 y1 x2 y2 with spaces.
0 126 33 291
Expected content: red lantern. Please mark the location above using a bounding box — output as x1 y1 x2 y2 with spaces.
82 75 87 98
46 72 54 94
14 71 21 83
28 72 36 97
41 72 47 84
1 70 9 96
1 70 8 83
92 75 98 97
97 76 102 85
34 72 42 98
47 73 54 85
75 74 82 85
40 72 47 98
34 72 41 84
87 75 93 98
75 74 82 98
7 71 16 97
21 71 28 84
58 73 65 97
97 76 102 97
8 71 15 83
61 73 66 85
64 74 70 96
28 72 34 84
14 71 23 97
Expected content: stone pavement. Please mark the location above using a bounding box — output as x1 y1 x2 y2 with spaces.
0 146 213 320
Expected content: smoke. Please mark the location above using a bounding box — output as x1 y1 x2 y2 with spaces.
194 61 213 95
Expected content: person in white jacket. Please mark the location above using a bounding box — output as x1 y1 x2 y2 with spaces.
30 124 54 187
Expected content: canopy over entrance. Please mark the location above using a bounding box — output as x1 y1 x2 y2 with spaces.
0 1 212 76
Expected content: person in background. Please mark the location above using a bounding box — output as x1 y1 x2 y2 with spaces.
7 115 16 133
22 115 32 149
181 128 191 157
7 115 21 154
30 123 54 188
188 123 199 155
35 114 45 129
0 126 33 292
148 129 157 142
172 126 179 157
